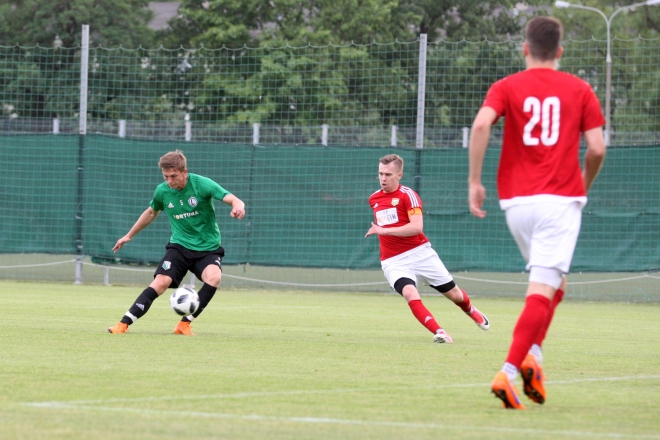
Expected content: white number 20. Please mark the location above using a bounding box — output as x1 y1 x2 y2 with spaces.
522 96 560 146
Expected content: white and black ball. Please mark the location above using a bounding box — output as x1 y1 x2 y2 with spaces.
169 286 200 316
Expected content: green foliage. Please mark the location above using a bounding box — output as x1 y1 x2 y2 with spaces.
0 0 157 119
0 47 80 118
0 0 156 48
554 2 660 137
1 1 660 134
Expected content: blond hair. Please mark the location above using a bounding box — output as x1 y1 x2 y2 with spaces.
158 150 187 171
379 154 404 172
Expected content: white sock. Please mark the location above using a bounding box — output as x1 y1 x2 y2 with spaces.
529 344 543 365
502 362 518 382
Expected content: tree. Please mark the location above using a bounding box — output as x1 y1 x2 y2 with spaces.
555 1 660 139
395 0 530 42
0 0 156 48
0 0 158 120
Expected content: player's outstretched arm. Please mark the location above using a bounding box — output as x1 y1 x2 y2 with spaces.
112 207 160 252
582 127 606 193
222 194 246 219
468 107 497 218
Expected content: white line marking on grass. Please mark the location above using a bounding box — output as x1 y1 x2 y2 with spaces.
23 402 660 439
546 375 660 385
23 375 660 406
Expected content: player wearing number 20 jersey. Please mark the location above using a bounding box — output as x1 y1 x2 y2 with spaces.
483 69 604 208
468 16 606 410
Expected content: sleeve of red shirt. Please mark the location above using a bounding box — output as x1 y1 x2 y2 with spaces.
482 78 507 123
580 82 605 132
403 189 423 218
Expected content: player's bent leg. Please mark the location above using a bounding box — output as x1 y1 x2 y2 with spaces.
108 282 167 334
175 263 221 334
432 284 490 331
395 277 418 300
535 288 564 346
507 294 551 366
397 279 450 341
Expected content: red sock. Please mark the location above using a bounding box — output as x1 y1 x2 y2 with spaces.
534 289 564 345
454 289 473 313
408 299 441 334
505 294 551 368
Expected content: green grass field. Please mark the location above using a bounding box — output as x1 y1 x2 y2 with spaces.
2 281 659 439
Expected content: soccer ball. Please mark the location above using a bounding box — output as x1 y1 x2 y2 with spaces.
170 286 200 316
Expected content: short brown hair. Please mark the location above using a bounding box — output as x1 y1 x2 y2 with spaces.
158 150 187 171
380 154 404 172
525 17 563 61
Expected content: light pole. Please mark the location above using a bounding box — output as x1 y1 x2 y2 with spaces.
555 0 660 146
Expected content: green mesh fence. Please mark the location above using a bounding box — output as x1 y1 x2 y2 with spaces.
1 134 658 270
79 41 421 146
87 140 658 273
0 135 79 253
1 37 659 301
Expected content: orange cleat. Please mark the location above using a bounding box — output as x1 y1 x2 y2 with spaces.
521 354 546 404
174 320 196 336
107 322 129 334
491 372 526 409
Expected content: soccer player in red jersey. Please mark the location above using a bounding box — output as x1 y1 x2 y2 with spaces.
366 154 490 343
468 16 606 409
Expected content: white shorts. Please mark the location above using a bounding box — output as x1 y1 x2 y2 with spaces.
505 200 583 276
381 243 454 290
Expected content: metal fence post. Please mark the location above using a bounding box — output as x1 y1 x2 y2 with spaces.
75 24 89 285
321 124 329 146
253 123 260 145
414 34 427 195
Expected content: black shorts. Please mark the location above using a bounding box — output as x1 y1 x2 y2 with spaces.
154 242 225 288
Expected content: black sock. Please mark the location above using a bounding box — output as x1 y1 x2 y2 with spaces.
121 287 159 324
190 283 217 319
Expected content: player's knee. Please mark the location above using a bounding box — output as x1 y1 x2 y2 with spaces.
151 275 172 295
529 266 564 290
393 277 416 296
201 265 222 286
430 280 456 294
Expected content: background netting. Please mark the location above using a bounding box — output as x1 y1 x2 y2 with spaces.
1 37 659 301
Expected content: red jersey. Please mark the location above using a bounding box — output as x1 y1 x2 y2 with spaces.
482 68 604 207
369 185 429 261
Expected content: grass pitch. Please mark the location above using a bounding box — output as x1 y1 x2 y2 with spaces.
1 281 659 439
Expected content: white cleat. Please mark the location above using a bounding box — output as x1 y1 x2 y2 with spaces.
434 329 454 343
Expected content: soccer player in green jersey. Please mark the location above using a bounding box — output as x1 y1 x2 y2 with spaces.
108 150 245 336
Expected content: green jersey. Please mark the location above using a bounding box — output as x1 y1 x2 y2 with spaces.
150 173 230 251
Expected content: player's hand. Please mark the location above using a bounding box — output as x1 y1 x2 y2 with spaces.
469 183 487 218
365 222 382 237
112 236 131 253
230 205 245 219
